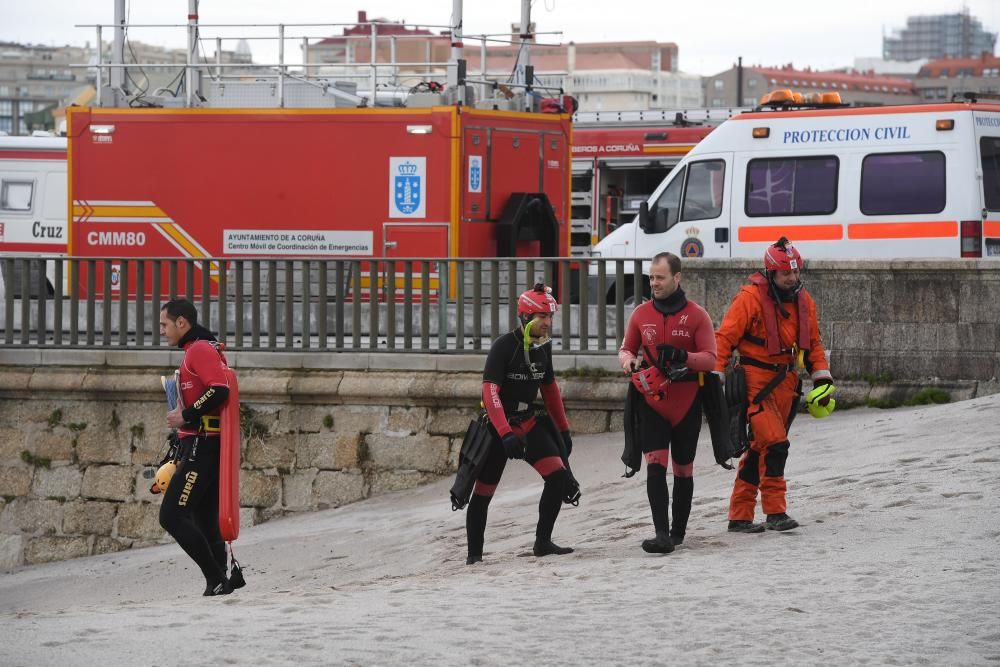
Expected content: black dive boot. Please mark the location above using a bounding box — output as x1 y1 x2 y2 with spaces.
466 494 489 564
534 470 573 557
766 513 800 531
203 577 233 596
642 465 674 554
670 476 693 546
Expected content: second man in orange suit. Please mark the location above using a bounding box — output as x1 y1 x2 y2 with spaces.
715 237 836 533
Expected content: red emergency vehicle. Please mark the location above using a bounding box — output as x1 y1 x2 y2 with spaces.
67 106 571 296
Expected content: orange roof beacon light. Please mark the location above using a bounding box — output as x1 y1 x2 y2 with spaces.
820 92 842 105
792 92 804 104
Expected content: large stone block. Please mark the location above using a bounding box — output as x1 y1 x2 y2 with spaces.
871 275 958 324
24 535 93 565
0 534 24 570
295 432 360 470
116 503 164 540
313 470 366 509
239 507 259 529
93 536 132 555
131 428 173 467
329 405 387 434
21 426 74 463
31 465 83 500
277 404 335 435
82 465 135 502
62 500 117 536
0 498 63 534
365 432 451 472
76 427 131 465
386 406 428 435
282 469 318 511
608 410 625 433
133 468 164 502
959 279 1000 323
369 470 437 495
338 372 413 401
0 427 25 463
428 408 478 436
566 409 609 434
0 465 32 497
244 436 295 472
239 470 282 508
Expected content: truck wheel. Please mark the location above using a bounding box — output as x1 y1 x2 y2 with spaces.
605 276 650 306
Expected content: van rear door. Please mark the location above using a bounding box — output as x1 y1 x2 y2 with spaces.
973 110 1000 257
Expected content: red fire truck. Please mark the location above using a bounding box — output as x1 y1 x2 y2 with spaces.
66 106 571 296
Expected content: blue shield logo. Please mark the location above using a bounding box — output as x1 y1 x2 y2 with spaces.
470 159 481 192
394 161 421 215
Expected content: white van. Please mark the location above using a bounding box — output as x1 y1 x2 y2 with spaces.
590 98 1000 301
0 135 67 295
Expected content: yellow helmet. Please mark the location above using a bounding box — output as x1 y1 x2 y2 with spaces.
806 383 837 418
154 461 177 493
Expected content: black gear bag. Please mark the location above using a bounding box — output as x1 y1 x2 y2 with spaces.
700 372 738 469
449 414 494 511
725 365 751 460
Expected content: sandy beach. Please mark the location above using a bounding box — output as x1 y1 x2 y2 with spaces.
2 394 998 665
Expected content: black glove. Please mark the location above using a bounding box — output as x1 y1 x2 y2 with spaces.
561 431 573 458
502 432 526 460
657 344 688 365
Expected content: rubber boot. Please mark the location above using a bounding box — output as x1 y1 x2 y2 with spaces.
642 464 674 554
466 494 490 564
670 476 693 546
534 470 573 557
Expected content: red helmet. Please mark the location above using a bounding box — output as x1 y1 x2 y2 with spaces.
517 283 558 319
764 237 803 272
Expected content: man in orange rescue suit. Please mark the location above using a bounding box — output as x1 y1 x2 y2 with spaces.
716 237 836 533
619 252 717 553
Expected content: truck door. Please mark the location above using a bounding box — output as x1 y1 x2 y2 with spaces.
636 153 732 259
382 222 449 297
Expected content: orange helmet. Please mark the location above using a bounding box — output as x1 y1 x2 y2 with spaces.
764 237 803 272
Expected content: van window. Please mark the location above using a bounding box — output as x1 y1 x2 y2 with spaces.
1 180 34 212
861 151 945 215
649 166 685 230
981 137 1000 211
746 157 838 216
681 160 725 222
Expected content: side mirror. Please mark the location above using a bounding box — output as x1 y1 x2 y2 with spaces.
638 201 650 232
650 208 669 234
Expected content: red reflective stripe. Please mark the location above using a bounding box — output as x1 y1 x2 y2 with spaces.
738 224 842 242
672 461 694 477
532 456 565 477
731 103 1000 121
984 221 1000 237
847 221 957 239
644 449 669 468
473 481 498 497
0 242 67 253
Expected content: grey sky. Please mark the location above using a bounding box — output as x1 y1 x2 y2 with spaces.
2 0 998 76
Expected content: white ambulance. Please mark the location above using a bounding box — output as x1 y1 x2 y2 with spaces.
590 94 1000 301
0 135 67 296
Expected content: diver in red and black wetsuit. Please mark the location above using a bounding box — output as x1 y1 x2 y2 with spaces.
467 283 578 564
619 253 717 554
158 299 237 597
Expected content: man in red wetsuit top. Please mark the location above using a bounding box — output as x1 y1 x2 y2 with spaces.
158 299 237 596
467 283 577 564
619 252 717 553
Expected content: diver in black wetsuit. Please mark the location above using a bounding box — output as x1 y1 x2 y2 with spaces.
467 284 578 565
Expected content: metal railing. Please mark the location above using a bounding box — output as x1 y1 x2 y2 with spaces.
0 257 644 353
